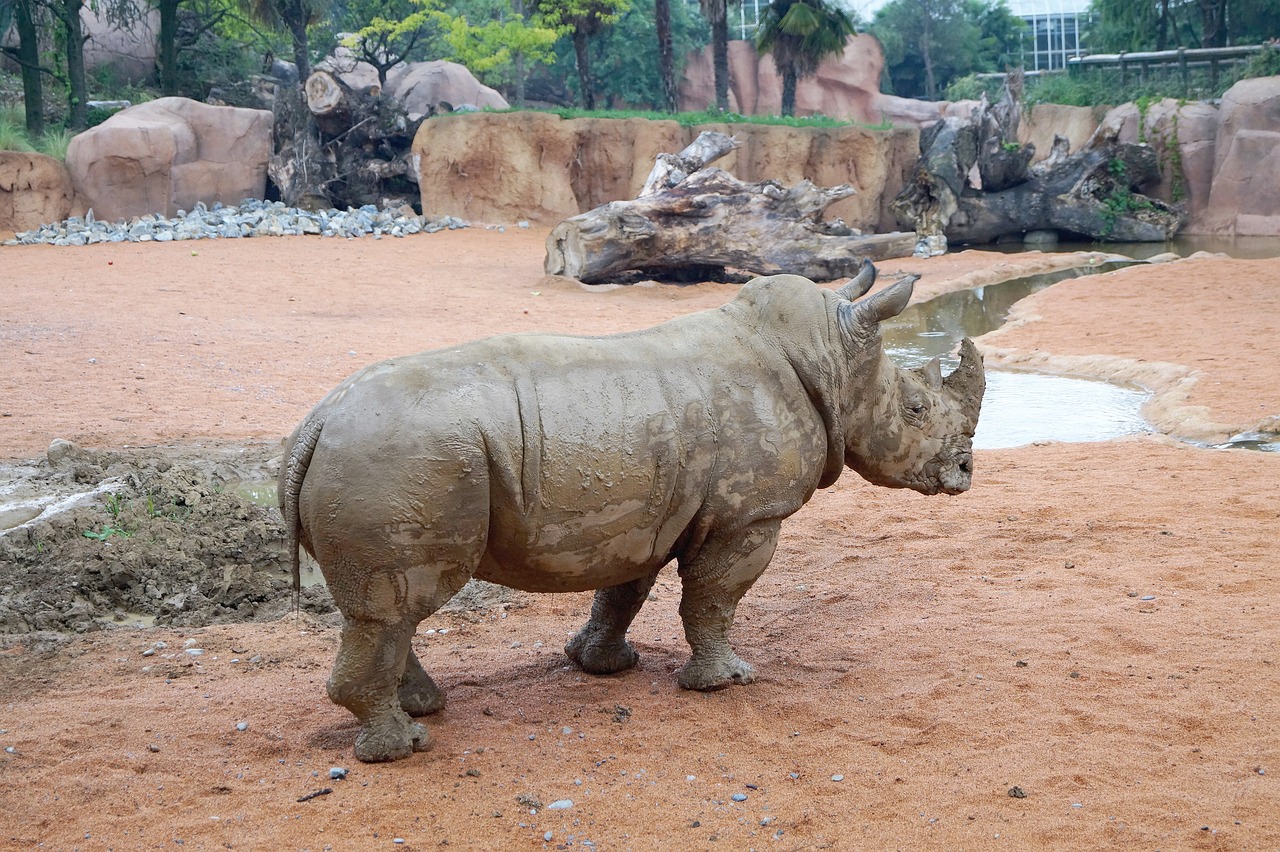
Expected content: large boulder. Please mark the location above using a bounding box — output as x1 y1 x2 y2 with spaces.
65 97 272 221
315 53 509 115
413 112 918 229
679 36 883 123
1201 76 1280 235
387 61 509 116
0 152 75 233
1098 98 1219 222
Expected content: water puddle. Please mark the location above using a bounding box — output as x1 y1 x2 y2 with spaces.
882 265 1153 449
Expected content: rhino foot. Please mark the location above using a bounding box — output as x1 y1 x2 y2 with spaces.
565 627 640 675
354 712 430 763
399 652 446 716
676 654 756 691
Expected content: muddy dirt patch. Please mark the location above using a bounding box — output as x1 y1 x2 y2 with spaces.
0 442 334 633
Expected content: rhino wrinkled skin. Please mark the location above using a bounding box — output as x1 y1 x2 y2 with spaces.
280 263 985 762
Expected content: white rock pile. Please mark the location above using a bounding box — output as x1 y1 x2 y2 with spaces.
3 200 467 246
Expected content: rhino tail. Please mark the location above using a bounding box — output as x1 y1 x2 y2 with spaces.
281 415 324 605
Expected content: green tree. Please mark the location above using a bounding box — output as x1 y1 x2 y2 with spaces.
0 0 48 133
655 0 674 110
242 0 333 82
701 0 732 110
871 0 1020 99
532 0 629 109
439 12 560 105
340 0 449 86
577 0 704 108
1088 0 1280 51
754 0 856 116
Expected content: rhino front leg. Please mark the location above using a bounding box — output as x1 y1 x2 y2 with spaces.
676 522 780 691
565 570 662 674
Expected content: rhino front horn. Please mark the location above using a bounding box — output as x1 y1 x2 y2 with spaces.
944 338 986 420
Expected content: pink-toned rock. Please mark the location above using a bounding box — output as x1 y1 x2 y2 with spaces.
388 61 509 117
1096 98 1218 222
1202 76 1280 235
678 36 883 123
65 97 272 221
0 151 75 232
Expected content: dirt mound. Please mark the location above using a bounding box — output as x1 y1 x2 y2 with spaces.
0 442 334 633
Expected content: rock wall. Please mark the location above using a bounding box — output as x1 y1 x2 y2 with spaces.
413 112 919 231
0 152 74 233
1095 76 1280 235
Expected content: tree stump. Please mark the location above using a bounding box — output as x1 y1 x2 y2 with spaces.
545 131 917 284
269 71 423 211
892 72 1185 255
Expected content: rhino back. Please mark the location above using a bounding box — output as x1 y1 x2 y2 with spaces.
300 304 833 593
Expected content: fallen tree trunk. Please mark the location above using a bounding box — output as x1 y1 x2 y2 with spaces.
892 71 1184 255
546 131 916 283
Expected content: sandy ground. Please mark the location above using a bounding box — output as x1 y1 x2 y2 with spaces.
1 229 1278 850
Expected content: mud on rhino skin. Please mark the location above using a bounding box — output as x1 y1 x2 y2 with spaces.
279 260 986 763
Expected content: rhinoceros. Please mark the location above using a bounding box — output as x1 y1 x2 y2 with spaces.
279 261 984 762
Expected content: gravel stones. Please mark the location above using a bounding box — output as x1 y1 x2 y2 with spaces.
3 200 468 247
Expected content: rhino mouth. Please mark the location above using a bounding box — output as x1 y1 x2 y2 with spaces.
922 451 973 496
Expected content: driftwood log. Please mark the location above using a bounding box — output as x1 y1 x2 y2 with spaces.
545 132 916 284
268 70 423 211
892 69 1184 256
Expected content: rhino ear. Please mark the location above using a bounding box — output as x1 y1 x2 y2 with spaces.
918 356 943 389
835 259 877 301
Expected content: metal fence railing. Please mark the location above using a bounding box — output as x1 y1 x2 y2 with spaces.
1067 44 1278 99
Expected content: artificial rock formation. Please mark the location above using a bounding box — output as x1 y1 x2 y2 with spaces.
65 98 272 221
413 112 919 229
0 152 75 233
892 73 1184 253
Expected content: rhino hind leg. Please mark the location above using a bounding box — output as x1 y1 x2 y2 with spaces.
399 650 446 716
565 570 662 675
327 618 431 762
675 523 779 691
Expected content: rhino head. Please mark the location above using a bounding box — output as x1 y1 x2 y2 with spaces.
834 272 986 496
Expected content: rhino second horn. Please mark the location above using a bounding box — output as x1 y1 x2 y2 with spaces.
835 259 877 301
920 357 943 389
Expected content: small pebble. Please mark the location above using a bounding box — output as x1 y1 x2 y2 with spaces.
235 722 248 732
547 799 573 810
831 774 844 782
329 767 348 780
544 831 553 842
731 793 748 802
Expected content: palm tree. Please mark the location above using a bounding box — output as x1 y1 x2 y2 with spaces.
699 0 734 111
755 0 856 117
